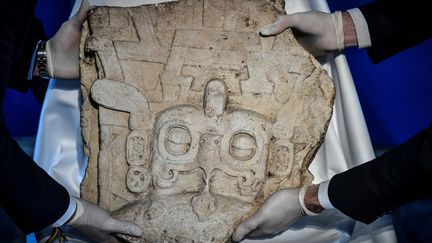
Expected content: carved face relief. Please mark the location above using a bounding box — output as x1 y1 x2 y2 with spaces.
152 80 269 217
80 1 335 242
130 80 270 240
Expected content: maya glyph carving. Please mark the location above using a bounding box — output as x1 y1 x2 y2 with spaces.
80 0 335 242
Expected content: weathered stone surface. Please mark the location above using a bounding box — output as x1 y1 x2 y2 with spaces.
80 1 335 242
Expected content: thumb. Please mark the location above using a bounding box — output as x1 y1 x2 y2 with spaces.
232 214 261 242
106 219 143 237
260 15 295 36
69 0 90 27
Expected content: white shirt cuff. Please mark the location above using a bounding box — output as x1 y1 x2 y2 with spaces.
347 8 372 48
51 196 76 227
318 180 335 210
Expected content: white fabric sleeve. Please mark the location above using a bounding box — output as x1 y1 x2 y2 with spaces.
318 180 335 210
51 196 77 227
347 8 371 48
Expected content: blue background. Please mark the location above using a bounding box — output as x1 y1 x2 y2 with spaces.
327 0 432 148
3 0 432 149
1 0 430 242
327 1 432 240
2 0 73 137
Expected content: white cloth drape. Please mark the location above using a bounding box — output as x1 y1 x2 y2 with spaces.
33 0 396 242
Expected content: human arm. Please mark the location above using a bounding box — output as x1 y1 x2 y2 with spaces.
0 0 141 236
232 185 325 241
328 123 432 224
0 118 71 233
259 10 362 56
0 117 142 236
359 1 432 63
29 0 89 80
8 0 88 97
233 123 432 240
260 1 432 62
63 197 142 236
6 0 88 106
8 16 48 103
0 0 69 232
233 125 432 241
233 121 432 239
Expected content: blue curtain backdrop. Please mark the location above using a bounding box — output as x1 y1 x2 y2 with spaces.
1 0 430 242
328 0 432 148
328 1 432 242
4 0 432 147
1 1 72 241
2 0 72 137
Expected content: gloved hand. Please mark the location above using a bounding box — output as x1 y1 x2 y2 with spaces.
232 187 316 241
66 197 143 237
46 0 90 79
260 11 344 57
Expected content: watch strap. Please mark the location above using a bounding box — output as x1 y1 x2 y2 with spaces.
28 40 51 80
37 40 51 79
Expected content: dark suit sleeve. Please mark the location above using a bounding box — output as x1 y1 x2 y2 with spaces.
7 16 49 104
328 123 432 224
0 0 70 234
359 0 432 63
0 119 70 234
8 16 47 92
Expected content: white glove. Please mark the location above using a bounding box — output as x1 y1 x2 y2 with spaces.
46 0 90 79
66 197 143 237
232 187 316 241
260 11 344 57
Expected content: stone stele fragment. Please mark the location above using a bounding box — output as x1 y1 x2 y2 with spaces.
79 0 335 242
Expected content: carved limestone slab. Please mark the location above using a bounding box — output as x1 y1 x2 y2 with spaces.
80 1 335 242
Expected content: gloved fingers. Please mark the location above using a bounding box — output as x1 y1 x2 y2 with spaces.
260 15 296 36
248 225 286 238
104 218 143 237
232 214 261 242
295 35 328 57
248 228 267 238
70 0 90 27
73 226 119 242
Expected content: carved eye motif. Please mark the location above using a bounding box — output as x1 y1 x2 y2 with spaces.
229 132 257 161
165 126 192 155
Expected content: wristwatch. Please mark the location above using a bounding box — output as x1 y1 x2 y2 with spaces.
28 40 51 80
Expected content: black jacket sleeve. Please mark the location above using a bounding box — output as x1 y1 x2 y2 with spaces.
328 123 432 224
360 0 432 63
0 118 70 233
8 16 46 92
327 0 432 224
0 0 70 234
7 16 49 104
